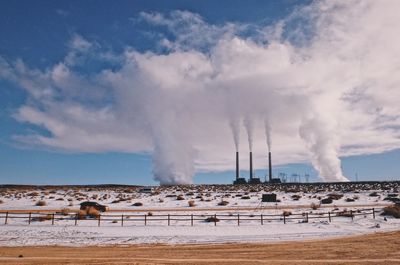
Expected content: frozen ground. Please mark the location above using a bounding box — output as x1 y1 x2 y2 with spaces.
0 183 399 246
0 183 396 210
0 215 398 246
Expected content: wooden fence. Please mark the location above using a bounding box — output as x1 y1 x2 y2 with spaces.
0 208 379 227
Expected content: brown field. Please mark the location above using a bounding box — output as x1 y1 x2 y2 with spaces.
0 231 399 265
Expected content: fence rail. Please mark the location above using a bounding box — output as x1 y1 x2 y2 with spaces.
0 208 380 227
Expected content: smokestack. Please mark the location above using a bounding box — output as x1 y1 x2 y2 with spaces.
236 151 239 181
249 151 253 180
268 151 272 182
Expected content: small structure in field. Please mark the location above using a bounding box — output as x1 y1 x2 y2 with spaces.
139 187 153 194
262 193 277 202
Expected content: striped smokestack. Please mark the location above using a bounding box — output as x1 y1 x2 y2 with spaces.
268 151 272 182
236 151 239 181
249 151 253 180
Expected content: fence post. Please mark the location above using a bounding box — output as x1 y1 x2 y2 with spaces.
237 214 240 226
121 214 124 227
5 212 8 225
350 210 354 221
191 214 193 226
306 212 309 223
52 213 55 225
145 214 147 226
214 214 217 226
372 208 375 219
261 214 263 225
168 214 170 226
283 214 286 224
75 213 78 226
328 212 331 222
98 214 101 227
28 212 31 225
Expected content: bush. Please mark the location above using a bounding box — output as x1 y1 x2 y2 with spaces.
241 196 251 200
328 193 343 200
132 202 143 207
283 210 292 217
176 195 185 200
0 200 3 204
381 205 400 218
147 212 153 216
337 210 354 218
35 200 47 206
217 200 229 206
310 202 320 210
291 194 302 201
60 208 70 216
87 207 100 219
188 200 196 207
383 197 400 203
205 216 220 223
34 214 52 222
369 192 379 197
345 198 355 202
77 210 87 219
321 198 333 204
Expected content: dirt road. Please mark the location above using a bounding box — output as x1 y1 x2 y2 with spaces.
0 231 399 264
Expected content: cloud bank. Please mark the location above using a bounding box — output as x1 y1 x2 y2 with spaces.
1 0 400 184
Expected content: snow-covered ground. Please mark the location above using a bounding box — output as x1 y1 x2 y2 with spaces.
0 215 398 246
0 184 396 210
0 183 399 246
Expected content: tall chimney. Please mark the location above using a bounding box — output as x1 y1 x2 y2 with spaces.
268 151 272 182
249 151 253 180
236 151 239 181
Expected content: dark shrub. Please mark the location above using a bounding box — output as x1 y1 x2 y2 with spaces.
328 193 343 200
218 200 229 206
321 198 333 204
205 216 220 223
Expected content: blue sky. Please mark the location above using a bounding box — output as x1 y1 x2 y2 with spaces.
1 0 400 185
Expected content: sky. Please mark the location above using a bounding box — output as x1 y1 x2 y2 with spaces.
1 0 400 185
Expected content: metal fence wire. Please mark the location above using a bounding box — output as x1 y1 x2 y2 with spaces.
0 208 379 227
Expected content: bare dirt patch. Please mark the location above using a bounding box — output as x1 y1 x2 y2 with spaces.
0 231 399 264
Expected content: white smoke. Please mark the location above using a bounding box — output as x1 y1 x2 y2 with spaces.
2 0 400 183
243 116 255 152
264 118 272 152
229 117 241 152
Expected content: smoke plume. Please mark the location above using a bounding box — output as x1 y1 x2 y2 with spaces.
229 117 241 152
264 119 272 152
243 116 255 152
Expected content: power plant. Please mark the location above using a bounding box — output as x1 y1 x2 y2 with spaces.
233 150 280 185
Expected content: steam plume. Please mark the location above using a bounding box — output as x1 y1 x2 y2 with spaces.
243 116 254 152
229 117 241 152
264 119 272 152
